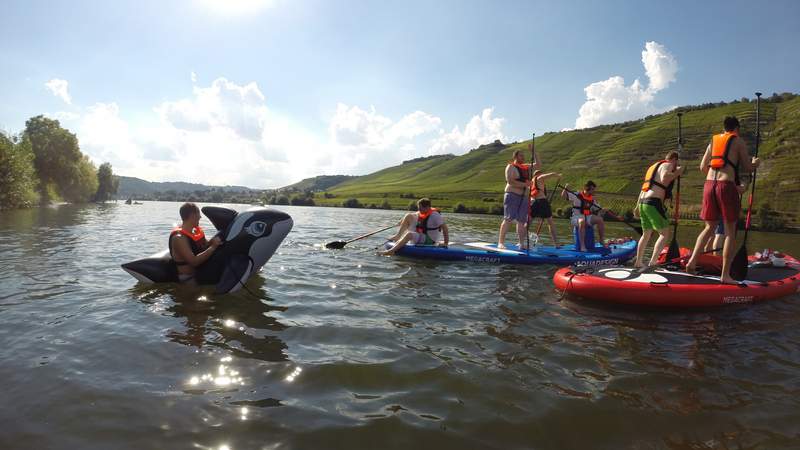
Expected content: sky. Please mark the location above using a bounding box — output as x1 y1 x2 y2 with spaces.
1 0 799 188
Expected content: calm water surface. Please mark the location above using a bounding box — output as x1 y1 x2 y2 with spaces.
1 202 800 450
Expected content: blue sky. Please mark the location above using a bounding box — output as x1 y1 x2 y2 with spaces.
1 0 798 188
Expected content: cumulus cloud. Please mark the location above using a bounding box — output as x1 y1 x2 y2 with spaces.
428 108 506 155
574 41 678 129
68 76 508 188
45 78 72 104
156 77 268 141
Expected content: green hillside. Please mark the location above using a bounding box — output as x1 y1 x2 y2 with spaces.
316 94 800 226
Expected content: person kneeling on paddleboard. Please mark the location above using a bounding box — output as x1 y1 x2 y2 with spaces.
686 116 760 284
380 198 449 256
169 202 222 285
561 181 606 252
530 169 562 247
498 149 540 250
633 150 684 268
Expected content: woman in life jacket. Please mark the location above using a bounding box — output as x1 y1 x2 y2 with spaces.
529 169 562 247
498 149 541 249
561 181 606 252
380 198 449 256
169 202 222 284
633 150 684 268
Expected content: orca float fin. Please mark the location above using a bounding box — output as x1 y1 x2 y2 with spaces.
216 254 252 294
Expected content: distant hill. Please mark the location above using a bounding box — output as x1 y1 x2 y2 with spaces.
279 175 357 192
116 176 259 198
312 93 800 225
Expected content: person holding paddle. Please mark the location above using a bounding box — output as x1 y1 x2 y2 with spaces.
529 169 562 247
497 149 540 249
380 198 449 256
633 151 684 268
561 181 606 252
685 116 760 283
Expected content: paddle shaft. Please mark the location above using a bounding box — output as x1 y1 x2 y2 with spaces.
666 112 684 259
557 184 642 235
743 93 762 241
526 133 535 253
345 224 397 244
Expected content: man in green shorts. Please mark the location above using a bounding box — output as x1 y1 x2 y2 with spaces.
633 150 684 268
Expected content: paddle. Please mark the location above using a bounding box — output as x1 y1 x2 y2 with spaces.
730 92 762 280
557 184 643 235
526 133 535 254
665 111 684 260
325 224 396 249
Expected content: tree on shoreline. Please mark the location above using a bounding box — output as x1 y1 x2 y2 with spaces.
0 133 39 209
94 162 119 202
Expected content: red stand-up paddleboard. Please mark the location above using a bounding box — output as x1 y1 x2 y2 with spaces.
554 253 800 308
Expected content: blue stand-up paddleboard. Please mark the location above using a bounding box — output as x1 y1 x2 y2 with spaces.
383 239 636 266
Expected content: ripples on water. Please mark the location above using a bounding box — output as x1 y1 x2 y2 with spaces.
1 203 799 449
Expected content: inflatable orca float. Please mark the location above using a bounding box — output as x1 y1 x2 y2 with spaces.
122 206 292 294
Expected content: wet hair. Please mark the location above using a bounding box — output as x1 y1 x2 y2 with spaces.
417 198 432 209
179 202 200 221
723 116 740 132
665 150 679 160
584 181 597 190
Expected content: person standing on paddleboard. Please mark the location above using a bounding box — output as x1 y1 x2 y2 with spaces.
529 169 562 247
380 198 449 256
498 149 540 249
686 116 760 283
633 150 684 268
561 181 606 252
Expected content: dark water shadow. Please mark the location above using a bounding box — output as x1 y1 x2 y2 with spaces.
130 275 290 363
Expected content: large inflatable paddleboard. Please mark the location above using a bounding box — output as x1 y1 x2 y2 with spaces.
122 206 293 294
553 254 800 307
383 239 636 266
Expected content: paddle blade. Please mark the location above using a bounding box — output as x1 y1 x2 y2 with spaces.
665 238 680 261
325 241 347 249
730 244 749 281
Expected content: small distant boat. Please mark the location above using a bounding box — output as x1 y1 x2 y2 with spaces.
133 201 143 205
125 198 132 205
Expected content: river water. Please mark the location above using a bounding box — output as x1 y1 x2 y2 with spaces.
1 202 799 450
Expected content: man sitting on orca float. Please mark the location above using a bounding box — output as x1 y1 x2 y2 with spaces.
169 202 222 284
380 198 449 256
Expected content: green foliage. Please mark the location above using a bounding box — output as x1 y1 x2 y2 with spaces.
94 163 118 202
380 199 391 210
342 198 363 208
276 195 290 205
0 133 39 209
24 115 86 203
407 201 417 211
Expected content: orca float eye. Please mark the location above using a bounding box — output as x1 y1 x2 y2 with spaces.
246 221 267 237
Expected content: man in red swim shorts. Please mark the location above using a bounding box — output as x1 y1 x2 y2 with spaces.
686 116 760 283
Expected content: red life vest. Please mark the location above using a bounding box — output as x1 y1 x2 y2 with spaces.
415 208 441 235
641 160 675 199
572 192 594 216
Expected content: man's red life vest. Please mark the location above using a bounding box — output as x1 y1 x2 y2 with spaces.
415 208 441 235
572 192 594 216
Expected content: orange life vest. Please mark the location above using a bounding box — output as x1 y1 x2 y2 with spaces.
531 174 545 198
709 131 739 170
415 208 441 235
641 160 675 199
169 226 205 264
572 192 594 216
510 162 530 182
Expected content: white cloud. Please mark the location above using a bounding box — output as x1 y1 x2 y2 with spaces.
191 71 197 83
45 78 72 104
428 108 506 155
156 77 268 141
574 41 678 129
67 76 508 189
48 111 80 122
